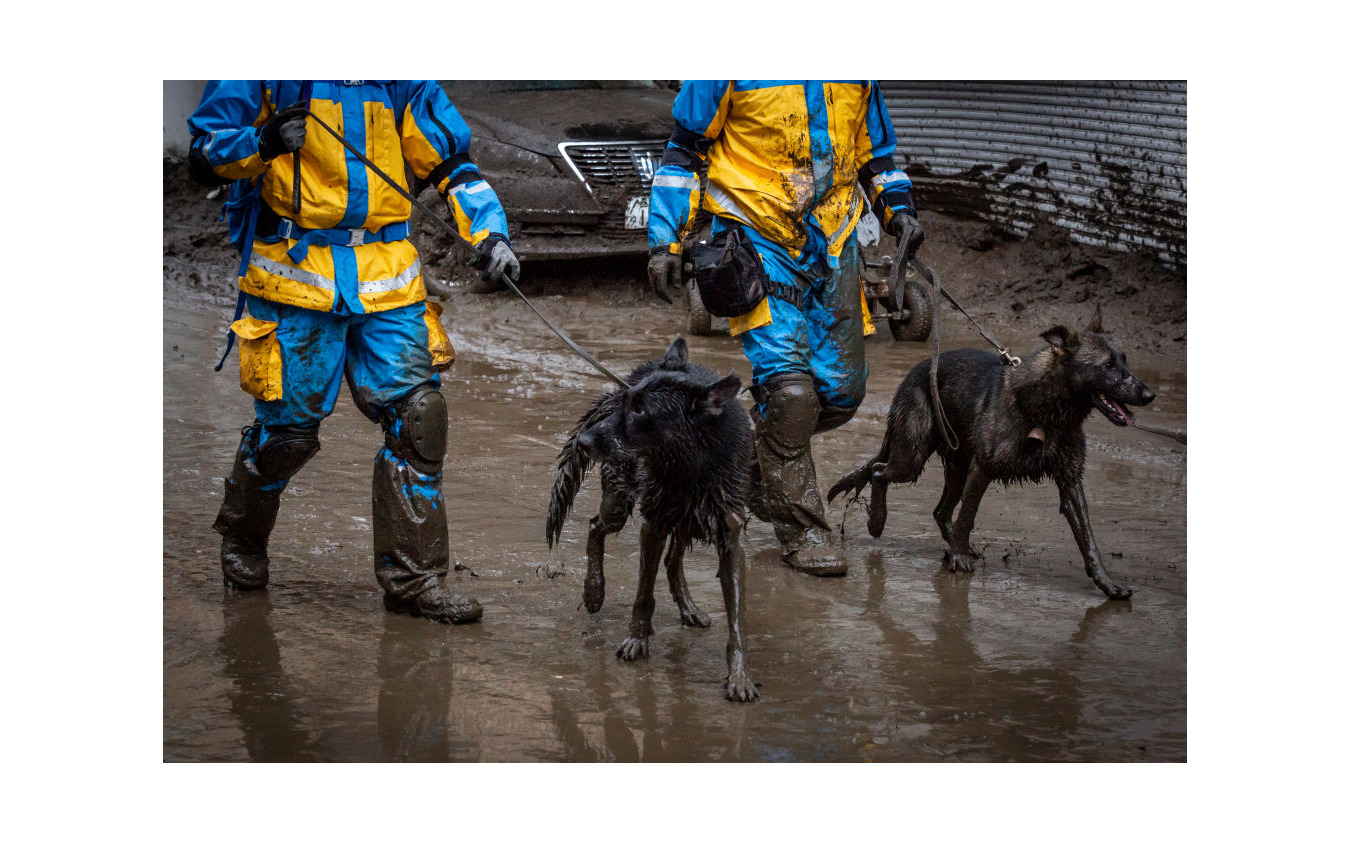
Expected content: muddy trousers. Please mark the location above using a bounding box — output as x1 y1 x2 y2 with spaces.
214 422 319 590
372 442 450 601
749 373 859 552
738 233 867 554
213 424 451 599
215 296 454 600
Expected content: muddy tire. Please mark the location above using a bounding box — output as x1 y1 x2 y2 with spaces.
889 280 933 342
688 282 712 336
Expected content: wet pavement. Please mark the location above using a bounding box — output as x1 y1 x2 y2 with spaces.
163 279 1186 762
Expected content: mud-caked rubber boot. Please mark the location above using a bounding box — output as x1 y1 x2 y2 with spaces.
782 527 849 577
383 583 484 625
213 422 321 590
756 373 848 577
213 426 283 590
373 389 482 624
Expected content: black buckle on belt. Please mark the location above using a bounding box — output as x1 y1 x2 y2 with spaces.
767 280 802 308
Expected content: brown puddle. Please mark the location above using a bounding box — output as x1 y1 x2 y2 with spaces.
163 277 1186 762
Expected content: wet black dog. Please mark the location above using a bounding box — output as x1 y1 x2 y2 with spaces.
547 337 758 702
829 306 1154 600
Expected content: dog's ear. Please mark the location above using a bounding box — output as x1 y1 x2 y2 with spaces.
697 372 742 418
663 336 688 368
1041 325 1080 356
1088 304 1105 334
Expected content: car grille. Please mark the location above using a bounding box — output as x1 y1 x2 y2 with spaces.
558 141 665 193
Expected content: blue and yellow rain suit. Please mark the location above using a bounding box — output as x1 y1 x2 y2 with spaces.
648 80 917 559
190 80 507 607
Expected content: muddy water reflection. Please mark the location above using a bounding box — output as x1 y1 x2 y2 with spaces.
165 289 1185 762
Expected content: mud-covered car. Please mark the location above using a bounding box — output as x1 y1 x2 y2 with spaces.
440 81 675 275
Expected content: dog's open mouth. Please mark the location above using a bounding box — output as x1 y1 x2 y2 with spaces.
1093 393 1136 426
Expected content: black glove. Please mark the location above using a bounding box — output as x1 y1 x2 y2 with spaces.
647 249 683 304
475 236 520 284
259 103 308 161
886 212 925 263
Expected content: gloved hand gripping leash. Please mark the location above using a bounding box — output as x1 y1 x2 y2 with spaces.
889 227 1020 452
297 106 629 388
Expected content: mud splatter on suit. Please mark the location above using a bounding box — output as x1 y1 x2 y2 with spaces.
647 81 920 574
189 80 509 621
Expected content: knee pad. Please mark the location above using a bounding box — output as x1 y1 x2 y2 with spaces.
255 423 321 481
382 385 447 474
764 373 818 413
760 373 819 451
815 404 858 434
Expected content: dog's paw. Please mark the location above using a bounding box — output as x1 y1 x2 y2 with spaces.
725 670 759 703
1099 580 1133 601
616 636 649 661
678 605 712 628
944 549 979 573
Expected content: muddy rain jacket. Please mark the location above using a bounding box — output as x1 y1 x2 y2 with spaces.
649 80 915 264
188 80 509 315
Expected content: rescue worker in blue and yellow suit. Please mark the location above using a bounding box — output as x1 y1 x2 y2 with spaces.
188 81 520 623
647 81 922 577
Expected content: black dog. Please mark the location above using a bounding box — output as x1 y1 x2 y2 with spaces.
828 306 1154 600
547 337 758 702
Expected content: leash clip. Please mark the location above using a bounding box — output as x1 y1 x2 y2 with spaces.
999 348 1021 367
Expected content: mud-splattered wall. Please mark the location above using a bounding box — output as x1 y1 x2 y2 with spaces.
881 81 1186 266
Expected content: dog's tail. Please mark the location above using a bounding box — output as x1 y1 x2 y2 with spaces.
828 412 895 503
827 446 888 504
546 391 619 548
827 378 933 504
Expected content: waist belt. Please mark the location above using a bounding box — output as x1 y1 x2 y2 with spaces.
766 279 802 308
273 218 412 263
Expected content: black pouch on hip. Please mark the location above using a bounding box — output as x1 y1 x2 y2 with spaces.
689 224 769 318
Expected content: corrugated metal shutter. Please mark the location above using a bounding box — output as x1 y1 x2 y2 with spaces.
880 81 1186 266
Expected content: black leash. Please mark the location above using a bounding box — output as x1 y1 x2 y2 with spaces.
891 230 1021 452
291 81 313 215
299 106 629 388
911 256 1020 370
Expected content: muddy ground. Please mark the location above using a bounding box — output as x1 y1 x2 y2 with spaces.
163 162 1186 761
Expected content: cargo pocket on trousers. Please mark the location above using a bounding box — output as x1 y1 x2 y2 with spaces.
424 301 456 371
231 315 284 401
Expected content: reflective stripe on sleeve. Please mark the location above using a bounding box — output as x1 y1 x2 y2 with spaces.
448 180 491 197
873 170 911 187
653 173 699 190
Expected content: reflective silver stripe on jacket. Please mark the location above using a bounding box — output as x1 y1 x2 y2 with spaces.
826 190 865 248
873 170 911 187
653 173 699 191
249 256 422 295
249 255 336 291
358 258 422 295
705 184 750 226
448 180 491 197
